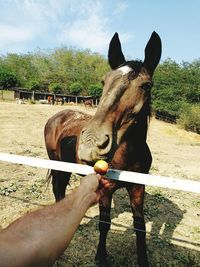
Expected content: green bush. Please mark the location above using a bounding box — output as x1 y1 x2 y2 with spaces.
0 70 18 89
87 84 102 97
178 104 200 133
49 83 62 94
29 81 40 91
69 82 82 95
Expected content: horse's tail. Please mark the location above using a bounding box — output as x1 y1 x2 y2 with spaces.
45 169 52 191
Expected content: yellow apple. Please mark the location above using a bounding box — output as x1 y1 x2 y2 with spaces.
94 160 109 175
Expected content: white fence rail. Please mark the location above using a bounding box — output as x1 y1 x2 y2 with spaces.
0 152 199 194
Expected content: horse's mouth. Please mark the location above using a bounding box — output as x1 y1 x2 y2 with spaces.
82 157 108 167
82 156 114 170
78 143 115 167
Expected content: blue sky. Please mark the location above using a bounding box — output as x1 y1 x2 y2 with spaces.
0 0 199 63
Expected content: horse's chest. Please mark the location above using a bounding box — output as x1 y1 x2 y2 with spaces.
111 142 141 171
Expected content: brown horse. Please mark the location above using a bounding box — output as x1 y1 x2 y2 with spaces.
84 99 93 108
44 31 161 267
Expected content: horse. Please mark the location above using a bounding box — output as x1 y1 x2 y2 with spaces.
44 31 161 267
84 99 93 108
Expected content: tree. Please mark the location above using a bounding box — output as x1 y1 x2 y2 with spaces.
1 53 39 88
0 47 109 94
181 60 200 103
69 82 82 95
151 58 200 132
178 104 200 133
152 59 188 117
28 81 41 91
0 70 18 89
87 84 103 97
49 83 62 94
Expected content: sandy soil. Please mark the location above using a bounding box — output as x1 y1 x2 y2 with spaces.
0 101 199 267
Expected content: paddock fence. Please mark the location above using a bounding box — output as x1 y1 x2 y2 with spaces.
0 152 199 194
0 152 200 255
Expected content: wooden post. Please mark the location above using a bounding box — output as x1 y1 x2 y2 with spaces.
32 91 35 100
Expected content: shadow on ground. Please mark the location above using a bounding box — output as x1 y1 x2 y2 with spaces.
56 189 199 267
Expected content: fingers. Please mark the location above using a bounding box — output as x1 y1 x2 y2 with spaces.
80 174 111 201
80 173 114 207
80 173 100 192
84 174 111 190
99 177 111 188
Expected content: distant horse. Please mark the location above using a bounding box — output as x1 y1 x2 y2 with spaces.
84 99 93 108
44 31 161 267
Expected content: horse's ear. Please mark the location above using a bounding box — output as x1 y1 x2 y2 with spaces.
143 31 162 74
108 32 126 69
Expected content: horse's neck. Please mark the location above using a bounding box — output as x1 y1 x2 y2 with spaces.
111 116 149 170
135 117 149 142
126 115 149 144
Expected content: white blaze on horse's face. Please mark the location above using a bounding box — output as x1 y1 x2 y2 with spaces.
118 66 132 75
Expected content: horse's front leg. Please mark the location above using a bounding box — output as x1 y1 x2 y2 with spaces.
51 170 71 202
127 184 149 267
95 193 113 267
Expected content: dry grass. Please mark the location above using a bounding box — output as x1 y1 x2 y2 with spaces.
0 101 200 266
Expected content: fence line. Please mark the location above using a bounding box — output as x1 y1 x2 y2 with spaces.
0 152 200 194
154 113 177 124
1 152 200 252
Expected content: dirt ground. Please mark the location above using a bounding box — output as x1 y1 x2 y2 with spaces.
0 101 199 267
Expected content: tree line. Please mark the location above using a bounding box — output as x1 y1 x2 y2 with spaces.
0 47 109 97
0 48 199 133
152 59 200 133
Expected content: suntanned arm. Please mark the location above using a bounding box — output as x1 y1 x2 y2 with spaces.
0 174 109 267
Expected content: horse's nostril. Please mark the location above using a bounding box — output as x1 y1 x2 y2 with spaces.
97 135 110 150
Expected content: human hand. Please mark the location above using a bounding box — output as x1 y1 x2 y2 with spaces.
79 174 110 205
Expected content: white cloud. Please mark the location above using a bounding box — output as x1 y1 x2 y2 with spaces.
58 2 111 53
0 24 32 42
0 0 133 54
57 1 133 53
0 24 33 52
0 0 66 53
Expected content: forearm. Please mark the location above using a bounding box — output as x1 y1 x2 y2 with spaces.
0 186 96 267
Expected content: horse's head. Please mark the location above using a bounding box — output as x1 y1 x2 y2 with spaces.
78 31 161 164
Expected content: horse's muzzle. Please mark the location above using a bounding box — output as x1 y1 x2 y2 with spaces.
78 127 112 164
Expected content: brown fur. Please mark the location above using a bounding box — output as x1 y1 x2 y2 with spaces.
44 31 161 267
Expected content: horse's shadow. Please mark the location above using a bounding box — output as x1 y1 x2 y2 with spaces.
59 188 200 266
112 188 184 241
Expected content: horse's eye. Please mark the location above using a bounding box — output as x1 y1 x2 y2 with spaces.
101 80 105 86
141 82 152 91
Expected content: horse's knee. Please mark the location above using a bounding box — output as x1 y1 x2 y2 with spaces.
127 185 145 218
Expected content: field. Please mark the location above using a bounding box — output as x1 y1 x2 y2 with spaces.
0 101 200 267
